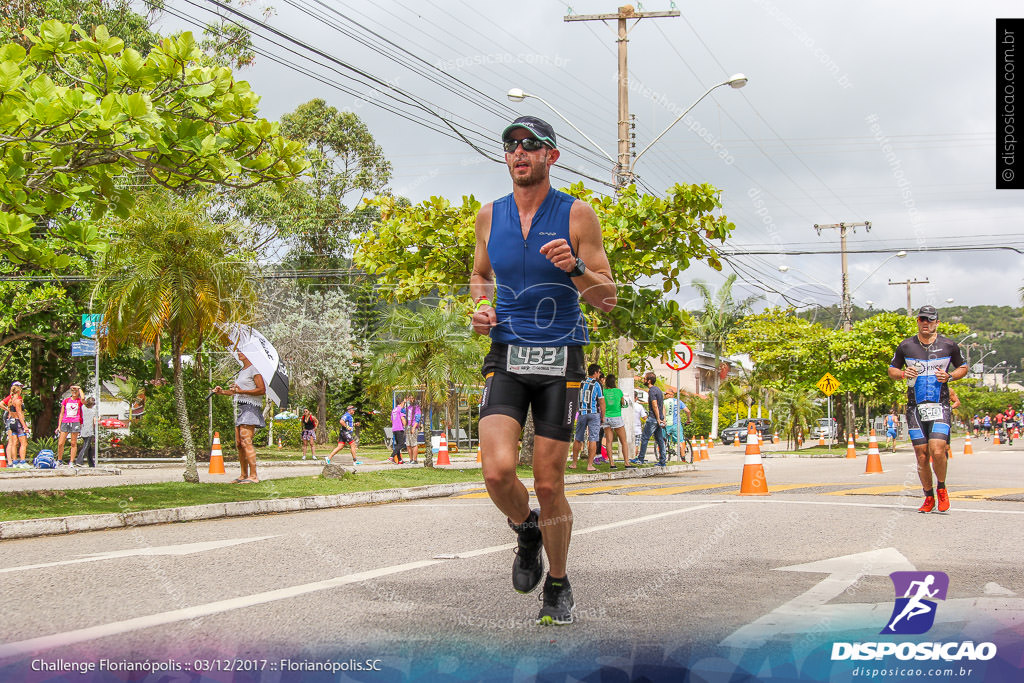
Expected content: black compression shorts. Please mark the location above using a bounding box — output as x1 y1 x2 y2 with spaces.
480 342 585 442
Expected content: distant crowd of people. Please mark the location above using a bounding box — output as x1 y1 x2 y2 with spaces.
2 381 99 468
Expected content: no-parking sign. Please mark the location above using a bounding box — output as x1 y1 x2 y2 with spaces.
666 342 694 371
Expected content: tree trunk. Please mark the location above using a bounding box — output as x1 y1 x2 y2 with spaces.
154 336 162 382
173 336 200 483
710 352 722 438
518 407 535 467
316 376 327 443
31 338 62 436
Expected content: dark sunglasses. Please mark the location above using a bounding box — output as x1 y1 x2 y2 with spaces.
503 137 549 153
917 316 936 322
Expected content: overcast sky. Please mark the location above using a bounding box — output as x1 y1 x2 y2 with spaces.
156 0 1024 311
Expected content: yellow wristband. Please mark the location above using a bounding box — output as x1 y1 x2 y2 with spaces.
475 298 491 311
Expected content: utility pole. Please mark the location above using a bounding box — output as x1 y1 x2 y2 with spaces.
565 5 679 191
565 5 679 432
813 221 871 332
888 278 930 316
814 221 870 439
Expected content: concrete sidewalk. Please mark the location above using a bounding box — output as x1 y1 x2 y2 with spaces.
0 460 693 541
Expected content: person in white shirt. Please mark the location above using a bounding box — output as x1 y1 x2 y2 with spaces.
214 352 266 483
74 397 97 467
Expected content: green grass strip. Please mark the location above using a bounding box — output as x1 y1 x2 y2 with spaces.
0 467 528 522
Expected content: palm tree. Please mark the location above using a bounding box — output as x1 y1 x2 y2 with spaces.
775 387 822 447
691 274 757 437
98 191 257 482
369 300 487 467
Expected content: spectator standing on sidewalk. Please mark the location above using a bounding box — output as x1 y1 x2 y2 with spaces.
390 396 408 464
74 397 98 467
405 396 422 464
56 385 84 467
3 381 30 467
633 373 667 465
300 408 318 460
214 351 266 483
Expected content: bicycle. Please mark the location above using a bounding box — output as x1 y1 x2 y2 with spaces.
666 420 694 464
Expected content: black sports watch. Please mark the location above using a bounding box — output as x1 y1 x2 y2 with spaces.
568 257 586 277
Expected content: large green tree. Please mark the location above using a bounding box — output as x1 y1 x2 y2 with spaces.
367 301 487 468
231 98 392 268
99 190 257 482
0 21 308 269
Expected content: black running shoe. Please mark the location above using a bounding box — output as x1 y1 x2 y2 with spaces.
509 509 544 594
536 577 575 625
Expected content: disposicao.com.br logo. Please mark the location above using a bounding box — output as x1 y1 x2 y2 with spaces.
831 571 998 662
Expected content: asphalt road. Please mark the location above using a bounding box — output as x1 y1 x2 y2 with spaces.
1 438 1022 681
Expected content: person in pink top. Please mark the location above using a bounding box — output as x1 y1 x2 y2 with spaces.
57 385 84 466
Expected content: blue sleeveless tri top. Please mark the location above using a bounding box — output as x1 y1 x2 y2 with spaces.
487 188 588 346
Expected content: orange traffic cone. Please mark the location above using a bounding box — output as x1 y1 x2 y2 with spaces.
994 430 1001 445
700 436 709 461
818 433 825 446
963 434 973 455
0 450 7 468
797 431 803 448
739 423 769 495
208 432 225 474
277 436 283 449
773 431 780 444
846 433 857 458
758 431 764 446
476 445 482 463
1014 426 1020 440
864 429 883 474
707 434 714 449
436 431 451 465
733 431 741 447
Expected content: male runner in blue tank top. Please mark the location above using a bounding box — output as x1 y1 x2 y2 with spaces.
887 305 967 513
470 116 616 625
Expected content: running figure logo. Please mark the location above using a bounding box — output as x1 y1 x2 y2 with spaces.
881 571 949 635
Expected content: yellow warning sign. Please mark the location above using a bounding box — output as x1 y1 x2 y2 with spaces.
816 372 841 396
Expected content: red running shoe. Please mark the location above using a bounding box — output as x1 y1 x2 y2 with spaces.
936 489 950 512
918 496 935 513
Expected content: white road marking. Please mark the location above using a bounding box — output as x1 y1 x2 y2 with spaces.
722 548 916 649
0 504 721 659
0 536 278 574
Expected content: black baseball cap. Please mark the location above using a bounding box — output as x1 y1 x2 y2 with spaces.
917 305 938 320
501 116 557 149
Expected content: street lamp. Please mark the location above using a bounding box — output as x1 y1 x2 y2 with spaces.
850 251 907 293
506 88 616 165
630 74 747 170
508 73 747 188
973 349 997 376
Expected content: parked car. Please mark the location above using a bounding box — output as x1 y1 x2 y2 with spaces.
720 418 772 445
811 417 838 440
99 418 128 429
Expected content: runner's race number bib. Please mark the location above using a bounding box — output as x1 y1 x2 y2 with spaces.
917 403 943 422
506 345 567 376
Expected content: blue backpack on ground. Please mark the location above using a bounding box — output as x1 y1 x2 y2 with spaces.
33 449 56 469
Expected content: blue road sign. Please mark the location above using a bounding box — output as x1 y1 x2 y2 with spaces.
71 338 97 357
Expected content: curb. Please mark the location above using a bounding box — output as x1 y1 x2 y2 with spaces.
0 464 690 541
0 466 122 479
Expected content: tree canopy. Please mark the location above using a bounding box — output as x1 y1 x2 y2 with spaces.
0 20 308 269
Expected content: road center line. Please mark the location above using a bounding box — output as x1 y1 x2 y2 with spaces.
0 503 721 659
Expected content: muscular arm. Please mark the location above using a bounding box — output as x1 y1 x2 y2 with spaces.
470 203 497 336
566 201 616 312
887 366 907 381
